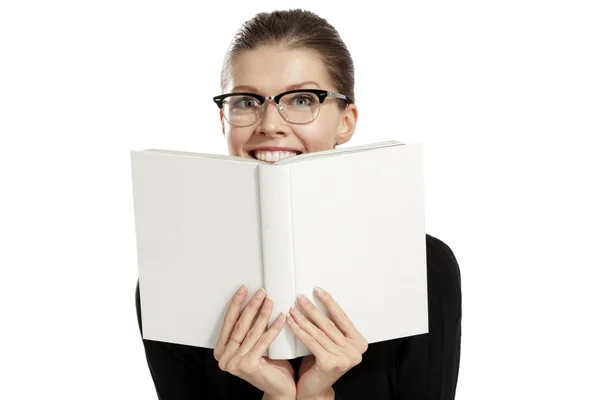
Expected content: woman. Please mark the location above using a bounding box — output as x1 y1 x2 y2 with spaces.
136 9 462 400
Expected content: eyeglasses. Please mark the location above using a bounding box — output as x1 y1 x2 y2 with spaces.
213 89 352 127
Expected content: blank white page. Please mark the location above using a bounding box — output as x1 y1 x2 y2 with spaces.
288 143 428 355
131 151 264 349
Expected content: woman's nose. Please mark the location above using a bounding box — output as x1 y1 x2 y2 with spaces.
256 101 290 137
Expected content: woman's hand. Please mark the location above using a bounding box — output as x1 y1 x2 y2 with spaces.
287 287 368 400
214 285 296 400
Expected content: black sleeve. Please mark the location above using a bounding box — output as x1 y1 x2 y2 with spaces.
135 281 266 399
135 281 216 399
394 234 462 399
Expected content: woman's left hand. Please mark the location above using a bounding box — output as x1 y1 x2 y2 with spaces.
286 287 368 400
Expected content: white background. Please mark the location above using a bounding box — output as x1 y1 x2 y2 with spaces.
1 0 599 398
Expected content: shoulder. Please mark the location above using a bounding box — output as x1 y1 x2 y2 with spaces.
389 235 462 398
425 234 461 285
425 234 462 321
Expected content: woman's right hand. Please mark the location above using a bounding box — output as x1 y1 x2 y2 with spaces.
214 285 296 399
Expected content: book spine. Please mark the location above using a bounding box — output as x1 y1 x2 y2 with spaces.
257 164 297 360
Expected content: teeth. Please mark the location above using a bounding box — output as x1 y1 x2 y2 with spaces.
254 151 299 162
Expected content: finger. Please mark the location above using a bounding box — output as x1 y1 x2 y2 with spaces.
290 304 340 354
246 312 287 359
286 312 329 360
314 287 361 339
224 288 266 352
215 284 247 356
296 294 347 347
237 296 273 356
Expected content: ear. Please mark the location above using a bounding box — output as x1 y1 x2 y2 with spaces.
219 109 225 135
335 103 358 146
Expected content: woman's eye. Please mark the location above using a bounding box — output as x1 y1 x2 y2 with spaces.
290 95 314 107
234 97 259 108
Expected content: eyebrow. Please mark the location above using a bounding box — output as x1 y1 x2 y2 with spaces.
231 81 321 93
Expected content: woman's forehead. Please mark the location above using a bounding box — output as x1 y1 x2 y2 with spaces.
228 47 330 94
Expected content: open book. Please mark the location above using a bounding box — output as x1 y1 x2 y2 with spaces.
131 140 428 360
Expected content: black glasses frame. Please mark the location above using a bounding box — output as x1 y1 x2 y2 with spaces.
212 89 352 109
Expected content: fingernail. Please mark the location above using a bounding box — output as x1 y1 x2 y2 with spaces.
298 294 308 304
314 286 324 295
236 284 246 294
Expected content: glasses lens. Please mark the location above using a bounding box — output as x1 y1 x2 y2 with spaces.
223 95 261 126
279 92 320 123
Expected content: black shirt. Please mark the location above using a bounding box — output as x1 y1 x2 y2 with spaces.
135 233 462 399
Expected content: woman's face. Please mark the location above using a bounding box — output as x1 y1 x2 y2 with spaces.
220 45 358 163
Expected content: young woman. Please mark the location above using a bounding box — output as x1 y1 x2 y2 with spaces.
136 9 462 400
